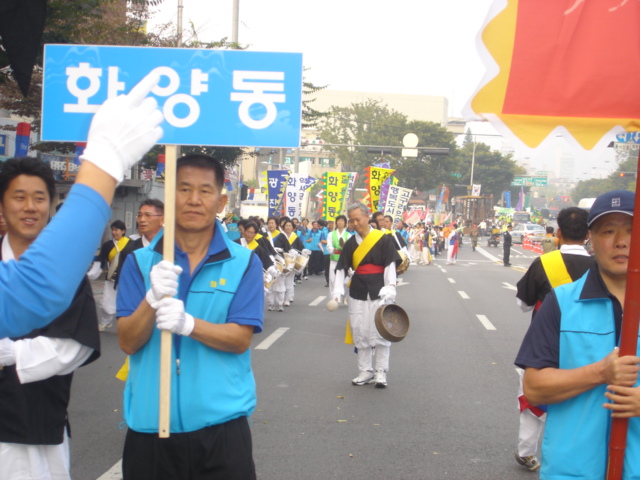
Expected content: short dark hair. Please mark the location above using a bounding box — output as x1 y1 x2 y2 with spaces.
111 219 126 231
177 154 225 191
546 226 554 234
140 198 164 214
557 207 588 241
335 215 347 225
0 157 56 203
244 221 258 233
237 219 248 229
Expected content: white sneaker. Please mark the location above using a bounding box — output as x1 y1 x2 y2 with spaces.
267 305 274 311
278 305 284 312
98 323 112 332
374 369 387 388
284 300 290 307
352 371 374 386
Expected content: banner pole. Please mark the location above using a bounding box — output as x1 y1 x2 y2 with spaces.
606 154 640 479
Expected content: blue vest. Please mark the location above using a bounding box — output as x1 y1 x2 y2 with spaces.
124 228 256 433
542 273 640 480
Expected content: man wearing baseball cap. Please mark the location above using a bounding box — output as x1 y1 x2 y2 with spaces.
515 190 640 479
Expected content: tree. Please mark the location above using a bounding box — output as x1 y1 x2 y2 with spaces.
452 129 525 200
318 100 459 191
571 155 636 202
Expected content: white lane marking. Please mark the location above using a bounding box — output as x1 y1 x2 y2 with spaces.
475 246 501 263
441 268 447 273
255 327 290 350
476 314 496 331
458 291 470 299
97 461 122 480
448 278 456 283
502 282 517 291
397 282 410 287
309 296 326 306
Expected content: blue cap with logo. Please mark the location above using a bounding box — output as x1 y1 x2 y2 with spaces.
587 190 635 228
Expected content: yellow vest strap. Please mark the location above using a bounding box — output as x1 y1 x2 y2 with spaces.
353 229 384 270
540 250 572 289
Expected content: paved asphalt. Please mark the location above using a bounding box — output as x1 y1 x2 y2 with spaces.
68 241 544 479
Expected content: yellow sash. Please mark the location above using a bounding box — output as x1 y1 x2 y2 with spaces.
540 250 572 288
255 233 263 240
270 230 281 239
344 228 384 345
287 232 298 245
247 239 260 250
108 237 129 263
353 229 384 269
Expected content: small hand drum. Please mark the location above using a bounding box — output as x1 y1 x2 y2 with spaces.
374 304 410 342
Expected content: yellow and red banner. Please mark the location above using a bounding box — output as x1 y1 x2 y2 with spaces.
365 166 395 212
466 0 640 151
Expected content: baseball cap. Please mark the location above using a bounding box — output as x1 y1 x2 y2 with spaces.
587 190 635 228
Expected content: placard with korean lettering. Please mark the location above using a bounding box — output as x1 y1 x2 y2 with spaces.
384 185 412 225
42 45 303 147
266 170 290 217
322 172 349 221
284 173 313 220
365 166 395 212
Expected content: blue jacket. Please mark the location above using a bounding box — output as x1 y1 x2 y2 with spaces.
124 228 257 433
542 273 640 480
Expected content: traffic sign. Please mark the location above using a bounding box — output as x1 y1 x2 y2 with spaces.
616 132 640 144
41 45 303 147
511 175 548 187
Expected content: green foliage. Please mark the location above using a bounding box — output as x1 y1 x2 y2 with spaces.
318 100 459 191
452 129 525 200
571 156 636 202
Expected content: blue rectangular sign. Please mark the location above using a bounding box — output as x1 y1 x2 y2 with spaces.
42 45 303 147
0 134 6 156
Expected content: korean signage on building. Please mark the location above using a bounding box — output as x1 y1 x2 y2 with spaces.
41 45 303 147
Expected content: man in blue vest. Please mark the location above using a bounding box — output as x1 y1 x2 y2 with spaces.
116 154 264 480
515 190 640 480
513 206 594 471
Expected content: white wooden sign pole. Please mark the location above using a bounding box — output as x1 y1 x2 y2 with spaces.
158 144 177 438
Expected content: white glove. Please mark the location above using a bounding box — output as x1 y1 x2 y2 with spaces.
302 249 311 256
87 261 102 281
80 72 164 183
0 338 16 367
267 265 280 279
275 247 284 254
145 261 183 309
378 285 396 305
155 298 195 337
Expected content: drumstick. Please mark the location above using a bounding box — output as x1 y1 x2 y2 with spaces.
159 145 177 438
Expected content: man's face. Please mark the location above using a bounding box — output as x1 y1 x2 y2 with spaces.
137 204 164 239
590 213 632 281
175 166 227 234
0 174 50 244
312 221 318 231
384 217 393 230
268 219 277 232
349 208 370 237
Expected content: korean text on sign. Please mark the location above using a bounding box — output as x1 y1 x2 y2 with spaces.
42 45 303 148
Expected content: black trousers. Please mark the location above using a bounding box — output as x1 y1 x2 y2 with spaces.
503 244 511 265
122 417 256 480
308 251 324 275
323 254 330 284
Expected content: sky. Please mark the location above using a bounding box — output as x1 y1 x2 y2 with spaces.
147 0 617 181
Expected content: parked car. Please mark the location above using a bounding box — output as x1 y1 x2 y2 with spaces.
512 223 546 244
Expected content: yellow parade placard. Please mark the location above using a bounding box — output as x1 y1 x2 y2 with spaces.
365 167 395 212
